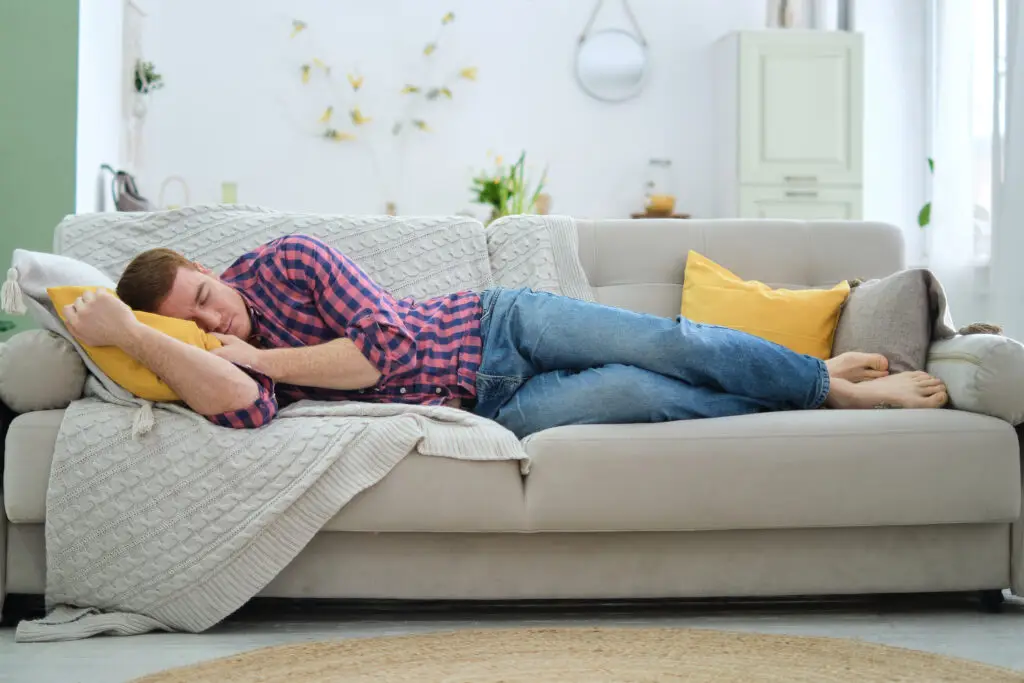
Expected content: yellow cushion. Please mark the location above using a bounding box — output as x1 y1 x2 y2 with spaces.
680 251 850 360
47 286 223 402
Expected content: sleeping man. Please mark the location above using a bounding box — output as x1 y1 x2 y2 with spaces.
60 234 948 437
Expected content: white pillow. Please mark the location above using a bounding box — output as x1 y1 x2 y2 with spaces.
2 248 132 401
0 330 86 412
927 333 1024 425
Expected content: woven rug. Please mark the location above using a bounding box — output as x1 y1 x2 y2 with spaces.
132 627 1024 682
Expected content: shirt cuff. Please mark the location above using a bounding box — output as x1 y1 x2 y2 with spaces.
205 365 279 429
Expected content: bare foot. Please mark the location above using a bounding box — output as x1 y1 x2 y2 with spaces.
826 372 948 410
826 352 889 383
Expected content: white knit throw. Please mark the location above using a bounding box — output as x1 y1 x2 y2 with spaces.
15 207 594 642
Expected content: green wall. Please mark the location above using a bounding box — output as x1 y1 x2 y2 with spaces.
0 0 79 337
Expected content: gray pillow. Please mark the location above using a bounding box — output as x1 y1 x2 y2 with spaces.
831 270 930 373
0 330 87 412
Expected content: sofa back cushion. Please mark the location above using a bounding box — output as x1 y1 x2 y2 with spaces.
53 205 494 299
574 219 905 318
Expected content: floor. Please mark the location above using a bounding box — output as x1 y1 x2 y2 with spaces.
2 594 1024 682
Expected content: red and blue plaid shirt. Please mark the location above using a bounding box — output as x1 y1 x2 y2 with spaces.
207 234 483 429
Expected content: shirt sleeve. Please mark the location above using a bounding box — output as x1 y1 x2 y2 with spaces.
269 235 418 383
204 365 279 429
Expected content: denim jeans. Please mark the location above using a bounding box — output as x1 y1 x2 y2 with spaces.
472 287 830 439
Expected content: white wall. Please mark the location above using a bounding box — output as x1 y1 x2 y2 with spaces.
76 0 125 214
133 0 928 239
854 0 929 265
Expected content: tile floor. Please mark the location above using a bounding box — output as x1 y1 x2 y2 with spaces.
2 593 1023 682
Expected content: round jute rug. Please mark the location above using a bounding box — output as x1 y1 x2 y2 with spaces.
131 627 1024 683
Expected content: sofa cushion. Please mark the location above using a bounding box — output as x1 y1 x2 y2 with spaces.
3 409 528 530
927 333 1024 426
575 219 904 319
0 331 86 412
48 285 224 402
680 250 850 359
522 409 1021 532
831 270 932 373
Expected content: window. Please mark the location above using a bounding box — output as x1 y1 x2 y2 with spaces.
968 0 1006 261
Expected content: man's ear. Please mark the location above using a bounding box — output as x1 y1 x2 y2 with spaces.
195 263 213 275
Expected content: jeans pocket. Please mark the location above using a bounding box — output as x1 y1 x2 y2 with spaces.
474 372 523 420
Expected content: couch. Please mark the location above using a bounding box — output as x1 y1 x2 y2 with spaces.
3 216 1022 623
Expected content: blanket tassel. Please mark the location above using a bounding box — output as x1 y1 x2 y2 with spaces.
132 402 155 439
1 268 26 315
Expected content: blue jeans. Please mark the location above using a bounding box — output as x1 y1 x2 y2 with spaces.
473 287 830 438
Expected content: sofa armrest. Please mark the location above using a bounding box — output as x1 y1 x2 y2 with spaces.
927 334 1024 425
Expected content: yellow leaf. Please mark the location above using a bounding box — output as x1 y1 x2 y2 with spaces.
459 66 478 81
401 84 421 94
442 11 455 24
319 106 333 123
347 73 364 91
412 119 430 132
324 128 355 141
290 20 307 38
301 65 311 83
350 106 372 126
439 87 453 99
423 43 437 56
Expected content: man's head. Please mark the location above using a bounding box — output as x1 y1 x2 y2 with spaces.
116 248 251 338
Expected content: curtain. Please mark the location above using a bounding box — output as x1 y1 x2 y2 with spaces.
928 0 984 328
991 0 1024 338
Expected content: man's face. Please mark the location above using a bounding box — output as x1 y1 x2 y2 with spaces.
155 266 252 339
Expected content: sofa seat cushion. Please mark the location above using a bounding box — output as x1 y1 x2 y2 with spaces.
4 411 528 531
522 409 1021 532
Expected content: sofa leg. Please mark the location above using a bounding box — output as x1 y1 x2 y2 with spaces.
979 589 1005 613
0 594 45 627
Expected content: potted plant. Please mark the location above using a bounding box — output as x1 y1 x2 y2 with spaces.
470 151 548 225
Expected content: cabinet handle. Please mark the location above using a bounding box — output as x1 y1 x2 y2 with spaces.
784 175 818 183
785 191 819 198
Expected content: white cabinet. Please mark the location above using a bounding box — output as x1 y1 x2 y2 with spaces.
739 187 862 220
716 30 864 219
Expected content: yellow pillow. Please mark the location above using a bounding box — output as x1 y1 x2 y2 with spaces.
48 286 223 402
679 251 850 360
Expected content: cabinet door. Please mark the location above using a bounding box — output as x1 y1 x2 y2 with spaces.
739 186 862 220
738 31 863 186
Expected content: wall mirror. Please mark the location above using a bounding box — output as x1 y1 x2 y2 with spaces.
575 0 649 103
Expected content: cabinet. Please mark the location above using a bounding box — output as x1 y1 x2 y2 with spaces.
716 31 864 219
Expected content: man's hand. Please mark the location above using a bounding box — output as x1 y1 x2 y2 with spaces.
63 289 139 347
211 333 265 371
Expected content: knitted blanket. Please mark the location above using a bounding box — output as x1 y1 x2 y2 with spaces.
14 207 595 642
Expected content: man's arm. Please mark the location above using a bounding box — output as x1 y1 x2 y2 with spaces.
212 335 380 390
121 325 262 415
64 289 264 417
270 236 420 384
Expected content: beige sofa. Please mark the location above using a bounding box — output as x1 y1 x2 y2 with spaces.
3 218 1022 622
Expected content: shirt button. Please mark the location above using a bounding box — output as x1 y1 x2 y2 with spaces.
435 387 443 394
399 388 407 395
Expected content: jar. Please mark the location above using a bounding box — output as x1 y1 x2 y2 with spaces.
644 158 676 215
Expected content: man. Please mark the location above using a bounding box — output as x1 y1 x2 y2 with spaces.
62 234 948 437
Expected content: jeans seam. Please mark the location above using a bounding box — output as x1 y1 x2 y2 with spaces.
811 359 830 409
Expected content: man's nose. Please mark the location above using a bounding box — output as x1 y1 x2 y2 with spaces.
194 311 220 332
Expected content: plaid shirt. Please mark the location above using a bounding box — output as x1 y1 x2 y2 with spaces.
207 235 483 429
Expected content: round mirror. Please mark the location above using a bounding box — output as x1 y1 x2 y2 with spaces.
575 29 648 102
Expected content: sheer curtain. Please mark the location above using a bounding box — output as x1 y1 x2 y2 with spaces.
928 0 991 327
991 0 1024 338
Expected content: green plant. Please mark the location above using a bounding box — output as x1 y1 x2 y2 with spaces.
918 157 934 228
470 151 547 224
134 60 164 94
